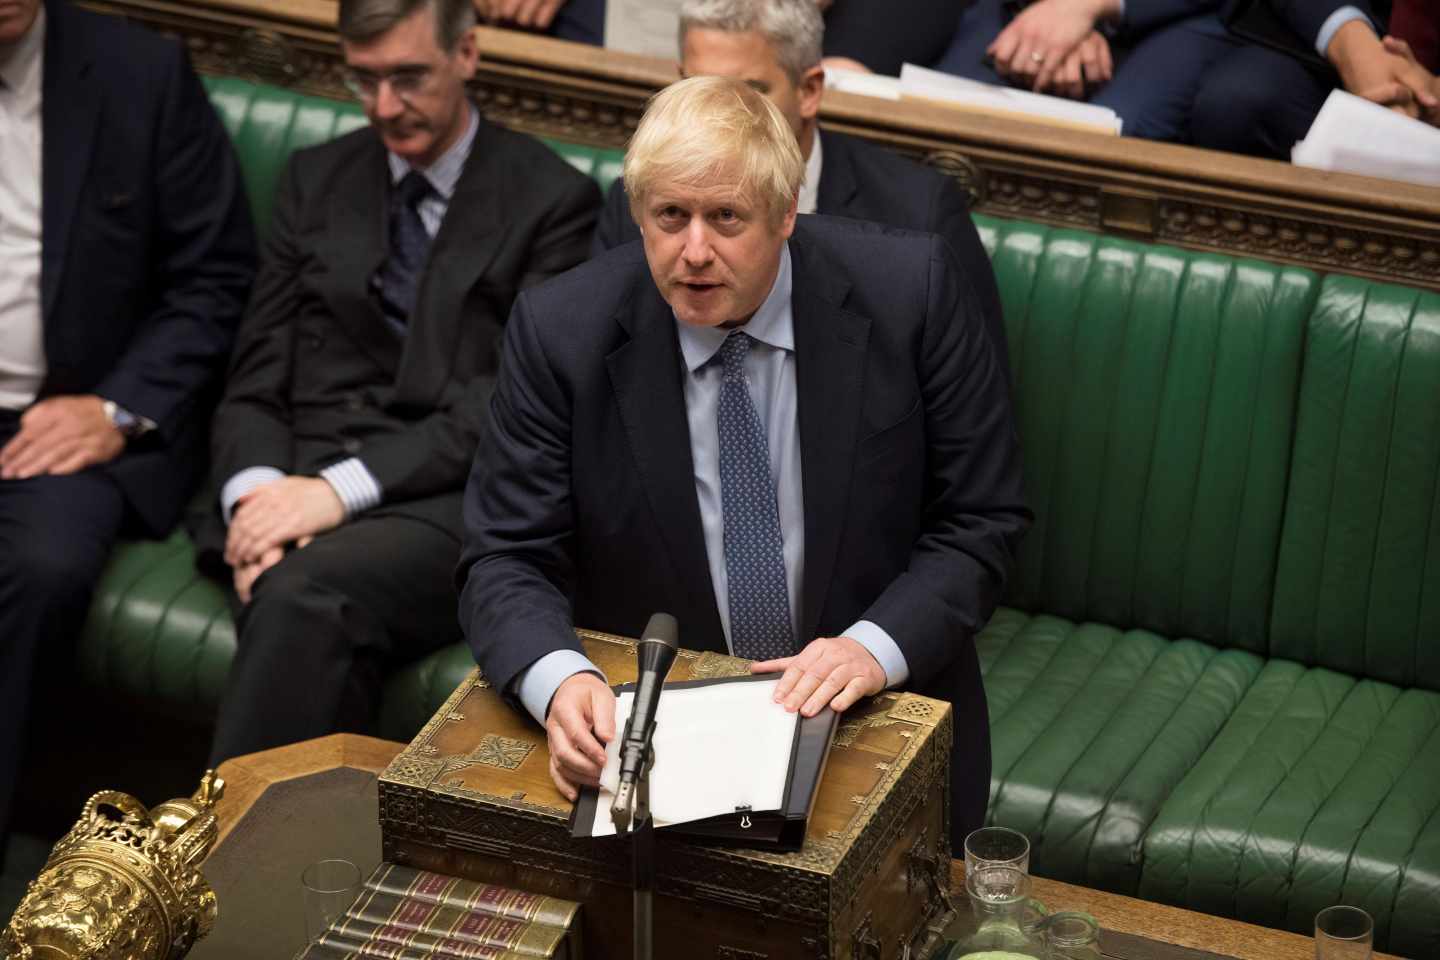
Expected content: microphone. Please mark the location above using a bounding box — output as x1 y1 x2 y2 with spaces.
610 612 679 833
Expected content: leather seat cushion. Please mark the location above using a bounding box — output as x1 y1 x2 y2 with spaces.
1139 660 1440 956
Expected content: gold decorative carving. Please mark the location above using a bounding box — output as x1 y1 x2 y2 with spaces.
1 773 225 960
691 651 752 679
925 150 986 208
888 694 942 727
832 711 899 748
471 734 535 770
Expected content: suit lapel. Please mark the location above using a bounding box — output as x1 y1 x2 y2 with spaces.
815 130 860 220
314 136 399 378
605 284 727 653
791 234 868 644
40 1 100 324
396 114 508 407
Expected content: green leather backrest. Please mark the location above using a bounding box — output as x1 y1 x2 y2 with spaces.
1269 278 1440 691
201 77 624 236
203 76 368 237
974 217 1318 653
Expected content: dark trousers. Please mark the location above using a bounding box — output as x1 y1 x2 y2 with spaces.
0 410 126 842
933 0 1235 142
207 512 462 765
1190 43 1332 158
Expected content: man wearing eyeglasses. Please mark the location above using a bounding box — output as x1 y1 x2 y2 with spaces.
201 0 600 763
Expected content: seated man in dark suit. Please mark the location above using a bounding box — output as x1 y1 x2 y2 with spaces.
1192 0 1437 157
590 0 1008 376
202 0 600 764
460 76 1031 844
0 0 254 845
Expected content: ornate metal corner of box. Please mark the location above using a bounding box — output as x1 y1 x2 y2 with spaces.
691 651 752 679
1 772 224 960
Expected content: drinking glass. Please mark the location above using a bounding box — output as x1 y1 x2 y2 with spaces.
1315 905 1373 960
301 858 362 940
964 825 1031 876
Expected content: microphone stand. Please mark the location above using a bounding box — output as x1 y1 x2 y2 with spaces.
632 745 656 960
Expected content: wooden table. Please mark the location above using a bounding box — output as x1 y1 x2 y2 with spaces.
203 734 1399 960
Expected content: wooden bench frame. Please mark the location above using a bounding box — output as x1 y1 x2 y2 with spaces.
84 0 1440 292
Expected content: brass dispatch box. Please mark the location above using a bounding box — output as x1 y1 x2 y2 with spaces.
378 630 954 959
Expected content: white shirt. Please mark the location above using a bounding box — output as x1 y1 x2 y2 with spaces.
799 130 823 216
0 7 46 411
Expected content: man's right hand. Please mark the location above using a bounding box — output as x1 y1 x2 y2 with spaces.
545 672 616 802
1329 20 1439 119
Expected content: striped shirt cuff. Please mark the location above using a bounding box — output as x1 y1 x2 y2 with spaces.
220 466 285 524
845 619 911 690
319 457 383 518
516 650 608 726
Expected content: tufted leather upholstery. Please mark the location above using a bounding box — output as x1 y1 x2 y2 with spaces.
77 78 1440 953
1268 278 1440 692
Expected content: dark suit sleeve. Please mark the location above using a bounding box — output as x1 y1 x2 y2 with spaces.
1123 0 1225 36
209 156 306 483
590 179 640 258
94 44 254 441
457 293 586 696
860 236 1031 688
362 173 599 503
928 176 1009 383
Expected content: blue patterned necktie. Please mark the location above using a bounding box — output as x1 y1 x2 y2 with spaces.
716 332 794 662
377 171 434 329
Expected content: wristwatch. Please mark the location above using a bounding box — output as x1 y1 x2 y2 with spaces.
101 399 155 440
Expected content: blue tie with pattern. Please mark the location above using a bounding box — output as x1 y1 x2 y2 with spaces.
717 332 794 662
377 171 433 329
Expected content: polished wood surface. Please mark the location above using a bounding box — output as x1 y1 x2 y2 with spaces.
80 0 1440 291
214 735 1404 960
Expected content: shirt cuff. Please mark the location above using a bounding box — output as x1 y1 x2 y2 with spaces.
320 457 383 519
515 650 608 726
1316 6 1373 58
220 466 285 524
845 620 910 690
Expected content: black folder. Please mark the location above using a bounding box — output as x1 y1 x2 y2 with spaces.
569 674 838 852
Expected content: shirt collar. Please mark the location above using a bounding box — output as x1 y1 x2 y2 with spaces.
798 130 823 216
0 5 45 99
385 102 479 198
677 244 794 374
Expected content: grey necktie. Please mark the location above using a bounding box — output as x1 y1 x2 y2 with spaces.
376 171 434 329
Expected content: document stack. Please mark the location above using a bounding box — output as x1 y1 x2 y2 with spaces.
297 864 583 959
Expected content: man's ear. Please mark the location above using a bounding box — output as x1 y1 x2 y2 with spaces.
778 195 799 238
455 26 481 79
797 63 825 120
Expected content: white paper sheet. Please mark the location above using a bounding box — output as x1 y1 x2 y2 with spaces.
604 0 681 59
584 678 799 838
898 63 1123 135
1292 89 1440 188
825 68 903 102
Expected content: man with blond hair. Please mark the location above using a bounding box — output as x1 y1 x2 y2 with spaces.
460 75 1029 843
591 0 1007 375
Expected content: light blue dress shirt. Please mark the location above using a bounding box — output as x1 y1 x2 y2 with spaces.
220 106 480 524
515 245 911 725
1315 6 1373 58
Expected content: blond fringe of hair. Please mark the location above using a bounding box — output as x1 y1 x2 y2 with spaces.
623 76 805 226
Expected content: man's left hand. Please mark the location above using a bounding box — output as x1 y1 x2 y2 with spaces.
988 0 1115 91
0 395 125 480
477 0 567 29
753 635 887 717
224 476 345 567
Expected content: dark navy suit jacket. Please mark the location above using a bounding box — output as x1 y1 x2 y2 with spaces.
459 216 1032 841
592 129 1010 381
36 0 255 535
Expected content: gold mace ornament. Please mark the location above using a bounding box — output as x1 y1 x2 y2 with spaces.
2 771 226 960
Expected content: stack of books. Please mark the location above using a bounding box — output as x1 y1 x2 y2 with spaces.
297 863 582 959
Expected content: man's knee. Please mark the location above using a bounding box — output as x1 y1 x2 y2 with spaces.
1191 70 1271 152
0 527 107 605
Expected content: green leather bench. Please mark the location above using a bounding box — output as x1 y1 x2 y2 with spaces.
78 77 1439 955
